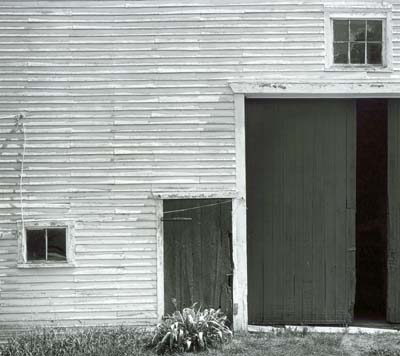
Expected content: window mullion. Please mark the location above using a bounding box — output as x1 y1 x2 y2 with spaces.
382 20 385 65
365 21 368 64
45 229 48 261
348 20 351 64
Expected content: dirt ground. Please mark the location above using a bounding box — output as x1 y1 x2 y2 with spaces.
205 331 400 356
340 333 400 356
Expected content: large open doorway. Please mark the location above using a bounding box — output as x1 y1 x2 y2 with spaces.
354 99 388 322
245 98 397 326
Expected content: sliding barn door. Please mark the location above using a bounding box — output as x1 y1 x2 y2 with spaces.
246 99 356 324
387 100 400 322
163 199 233 321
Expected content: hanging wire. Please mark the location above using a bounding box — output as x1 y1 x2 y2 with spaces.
17 113 26 230
163 199 232 215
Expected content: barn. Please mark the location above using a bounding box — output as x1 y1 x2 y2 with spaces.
1 0 400 338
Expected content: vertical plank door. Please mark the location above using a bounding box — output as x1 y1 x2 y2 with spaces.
388 100 400 322
163 199 233 322
246 99 356 325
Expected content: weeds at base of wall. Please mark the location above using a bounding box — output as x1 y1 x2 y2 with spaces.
0 326 153 356
3 325 400 356
0 307 233 356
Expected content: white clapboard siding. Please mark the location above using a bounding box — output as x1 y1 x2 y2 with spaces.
0 0 400 339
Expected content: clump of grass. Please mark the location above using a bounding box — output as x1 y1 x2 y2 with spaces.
0 326 152 356
151 303 233 354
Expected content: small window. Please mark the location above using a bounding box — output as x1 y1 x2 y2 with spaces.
333 19 383 65
26 228 67 262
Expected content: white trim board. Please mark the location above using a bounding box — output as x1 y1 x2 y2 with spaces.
248 325 400 335
229 81 400 98
233 93 248 332
151 191 237 200
155 199 164 321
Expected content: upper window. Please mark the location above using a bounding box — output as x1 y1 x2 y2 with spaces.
333 19 383 65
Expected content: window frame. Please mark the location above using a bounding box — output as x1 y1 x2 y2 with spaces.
333 19 383 65
17 221 75 268
325 7 392 71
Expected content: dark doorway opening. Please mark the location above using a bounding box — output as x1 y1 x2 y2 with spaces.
354 99 388 321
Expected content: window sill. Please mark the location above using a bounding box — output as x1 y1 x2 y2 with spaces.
325 65 393 73
17 262 75 268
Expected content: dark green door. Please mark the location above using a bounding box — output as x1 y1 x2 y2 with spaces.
163 199 233 321
246 99 356 324
388 100 400 322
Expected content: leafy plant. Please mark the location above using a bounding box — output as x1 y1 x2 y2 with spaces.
151 303 233 354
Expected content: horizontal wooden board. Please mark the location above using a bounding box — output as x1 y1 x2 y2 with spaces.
0 0 399 339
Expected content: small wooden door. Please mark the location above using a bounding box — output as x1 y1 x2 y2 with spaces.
387 100 400 322
163 199 233 321
246 99 356 325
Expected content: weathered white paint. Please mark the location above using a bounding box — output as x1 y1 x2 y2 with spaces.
155 199 164 321
232 93 247 331
1 0 400 338
230 81 400 97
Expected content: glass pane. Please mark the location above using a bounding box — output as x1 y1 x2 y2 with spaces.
47 228 67 261
26 229 46 261
367 20 383 42
333 20 349 41
368 43 382 65
334 42 349 64
350 42 365 64
350 20 366 41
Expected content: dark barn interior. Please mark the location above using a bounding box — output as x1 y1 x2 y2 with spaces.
355 99 388 321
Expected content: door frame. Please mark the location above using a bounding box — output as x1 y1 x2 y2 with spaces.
230 80 400 331
153 192 243 329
